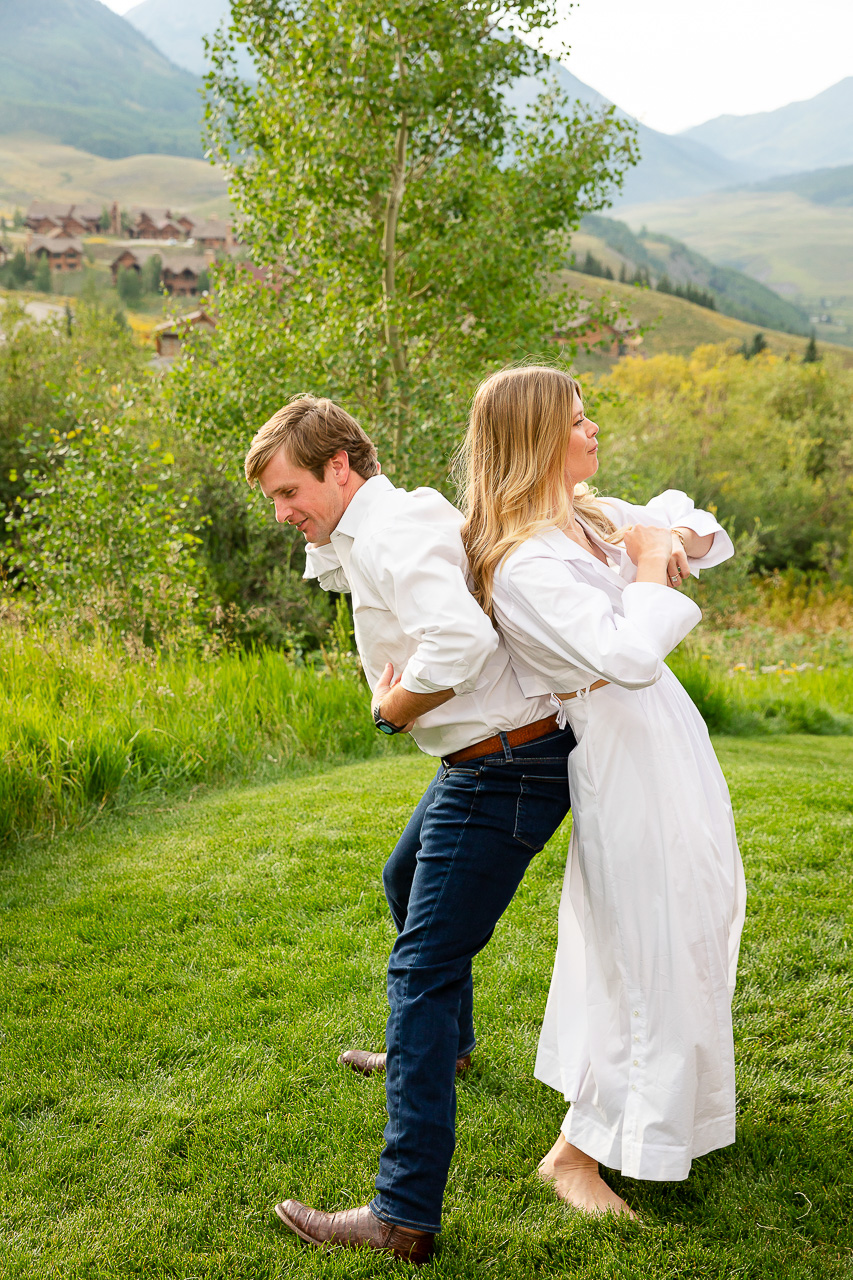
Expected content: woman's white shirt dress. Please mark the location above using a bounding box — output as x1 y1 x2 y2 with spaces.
491 490 747 1182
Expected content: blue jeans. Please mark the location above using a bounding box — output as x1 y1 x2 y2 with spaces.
381 773 476 1061
370 726 576 1233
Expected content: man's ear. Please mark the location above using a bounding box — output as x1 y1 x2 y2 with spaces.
328 450 351 486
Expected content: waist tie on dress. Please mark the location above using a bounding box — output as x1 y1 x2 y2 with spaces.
550 680 610 729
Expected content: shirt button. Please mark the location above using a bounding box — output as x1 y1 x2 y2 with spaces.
634 1035 640 1042
631 1084 638 1091
633 1010 639 1017
633 1059 639 1066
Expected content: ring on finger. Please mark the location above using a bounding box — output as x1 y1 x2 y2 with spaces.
670 574 680 584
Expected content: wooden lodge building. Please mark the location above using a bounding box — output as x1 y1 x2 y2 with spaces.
153 310 216 358
127 207 199 241
28 235 84 272
162 255 208 296
25 201 102 236
110 248 212 295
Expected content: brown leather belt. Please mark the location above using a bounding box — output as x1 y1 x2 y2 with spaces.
444 713 560 766
444 680 610 767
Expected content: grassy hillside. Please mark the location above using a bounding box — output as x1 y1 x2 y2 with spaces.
575 214 810 335
0 136 228 218
618 189 853 348
0 0 203 160
746 163 853 208
561 269 853 374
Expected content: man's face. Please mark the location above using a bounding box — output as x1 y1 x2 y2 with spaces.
258 448 347 544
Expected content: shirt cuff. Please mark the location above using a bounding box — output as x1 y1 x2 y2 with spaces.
302 542 340 581
401 657 478 697
674 522 734 576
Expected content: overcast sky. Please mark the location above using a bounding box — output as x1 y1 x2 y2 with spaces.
101 0 853 134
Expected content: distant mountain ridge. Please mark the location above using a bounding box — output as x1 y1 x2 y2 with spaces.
578 214 811 336
0 0 204 159
681 78 853 175
124 0 750 206
125 0 256 80
739 163 853 208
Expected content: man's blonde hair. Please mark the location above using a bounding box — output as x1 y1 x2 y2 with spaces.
244 395 379 485
456 365 619 621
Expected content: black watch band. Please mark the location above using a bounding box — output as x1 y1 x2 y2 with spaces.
373 703 405 735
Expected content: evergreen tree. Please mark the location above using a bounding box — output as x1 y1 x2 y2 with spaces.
741 332 768 359
116 266 143 307
619 262 627 283
34 256 51 293
802 332 820 363
141 254 162 295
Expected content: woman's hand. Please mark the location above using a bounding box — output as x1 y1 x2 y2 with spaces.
667 531 691 588
623 526 690 588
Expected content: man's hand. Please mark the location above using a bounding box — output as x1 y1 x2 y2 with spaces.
371 662 456 733
371 663 416 733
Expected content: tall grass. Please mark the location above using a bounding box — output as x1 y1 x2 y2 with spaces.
669 651 853 736
3 626 852 848
0 627 401 847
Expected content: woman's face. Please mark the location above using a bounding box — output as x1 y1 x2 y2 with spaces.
565 394 600 488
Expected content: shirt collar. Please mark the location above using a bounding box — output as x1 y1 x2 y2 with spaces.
333 473 396 540
540 524 626 576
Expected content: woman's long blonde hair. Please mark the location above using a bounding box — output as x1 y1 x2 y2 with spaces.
457 365 619 621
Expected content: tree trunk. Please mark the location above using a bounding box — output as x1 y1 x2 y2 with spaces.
382 108 409 468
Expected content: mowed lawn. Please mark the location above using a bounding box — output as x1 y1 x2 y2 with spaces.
1 738 851 1279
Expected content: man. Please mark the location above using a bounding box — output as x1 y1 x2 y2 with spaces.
244 395 575 1264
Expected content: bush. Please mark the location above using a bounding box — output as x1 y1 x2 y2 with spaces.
596 346 853 576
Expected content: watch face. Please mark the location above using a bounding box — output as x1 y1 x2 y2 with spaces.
378 721 396 734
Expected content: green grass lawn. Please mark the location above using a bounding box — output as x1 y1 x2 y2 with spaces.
1 739 851 1278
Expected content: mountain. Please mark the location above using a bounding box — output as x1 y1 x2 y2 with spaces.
507 65 749 206
121 1 747 205
681 78 853 176
124 0 255 80
575 214 810 336
0 0 204 159
741 163 853 208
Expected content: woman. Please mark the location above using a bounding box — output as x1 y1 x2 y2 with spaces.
458 366 747 1217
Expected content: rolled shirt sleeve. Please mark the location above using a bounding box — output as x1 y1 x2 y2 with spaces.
303 542 351 594
363 525 499 697
601 490 734 576
499 554 702 692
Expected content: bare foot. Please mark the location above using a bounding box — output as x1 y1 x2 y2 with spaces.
537 1134 637 1219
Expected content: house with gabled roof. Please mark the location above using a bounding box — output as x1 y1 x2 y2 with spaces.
28 236 84 272
25 201 102 236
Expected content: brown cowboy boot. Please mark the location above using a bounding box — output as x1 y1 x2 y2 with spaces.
274 1200 435 1264
338 1048 472 1076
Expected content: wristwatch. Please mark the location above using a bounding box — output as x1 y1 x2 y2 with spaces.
373 703 405 735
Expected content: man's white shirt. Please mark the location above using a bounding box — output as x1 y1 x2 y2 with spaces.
303 474 552 757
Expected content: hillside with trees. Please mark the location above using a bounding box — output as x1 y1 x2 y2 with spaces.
573 215 811 335
0 0 204 159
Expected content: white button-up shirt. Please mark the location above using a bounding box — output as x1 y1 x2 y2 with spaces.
303 474 553 757
492 490 733 697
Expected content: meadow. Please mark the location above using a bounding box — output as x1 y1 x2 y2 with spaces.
1 738 850 1278
0 134 229 219
616 188 853 349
